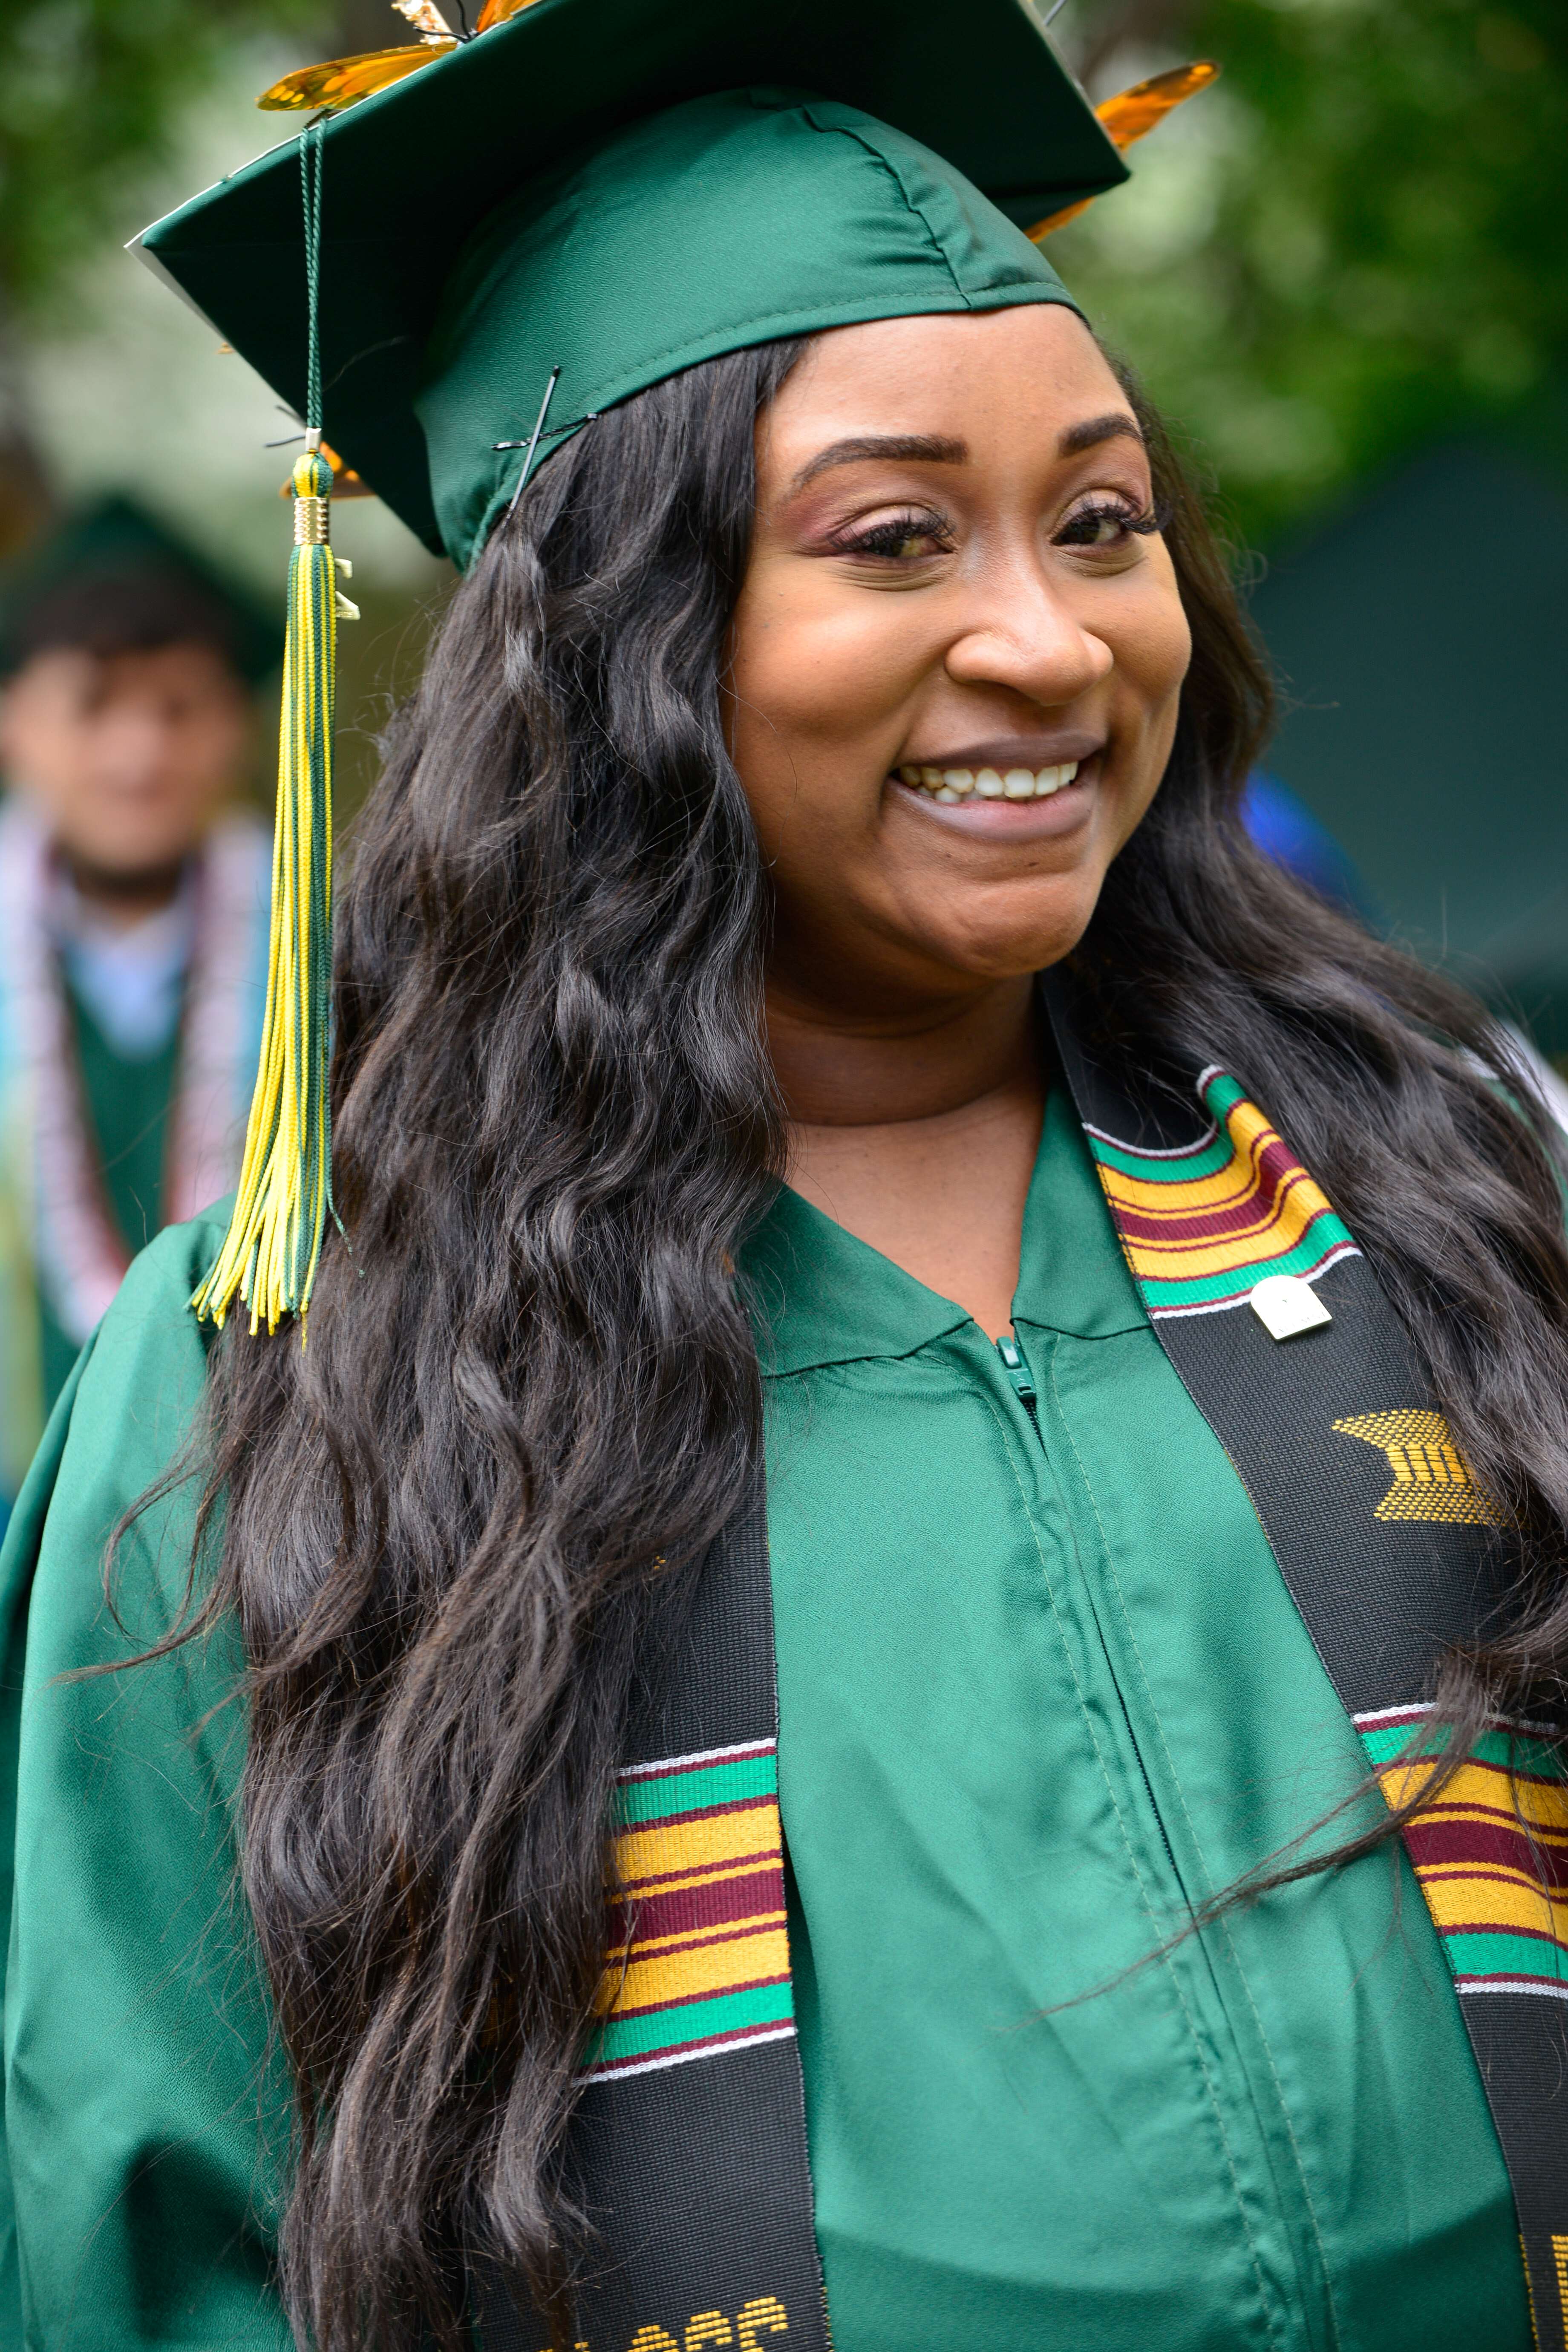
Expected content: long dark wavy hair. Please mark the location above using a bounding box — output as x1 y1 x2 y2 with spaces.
139 329 1568 2349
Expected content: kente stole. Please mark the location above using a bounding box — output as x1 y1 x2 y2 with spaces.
1046 970 1568 2348
481 1487 829 2352
485 978 1568 2352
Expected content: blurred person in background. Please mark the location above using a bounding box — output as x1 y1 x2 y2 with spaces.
0 499 274 1516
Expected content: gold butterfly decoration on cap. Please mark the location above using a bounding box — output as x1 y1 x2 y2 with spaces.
1027 61 1220 239
258 0 536 113
259 0 1218 196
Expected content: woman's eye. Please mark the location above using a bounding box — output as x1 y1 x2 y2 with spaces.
836 512 954 561
1055 497 1159 551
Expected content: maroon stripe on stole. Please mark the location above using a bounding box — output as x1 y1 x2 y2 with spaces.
1452 1970 1568 1989
1252 1129 1307 1182
620 1845 780 1900
608 1863 786 1950
1448 1920 1567 1952
1110 1175 1311 1253
1404 1814 1568 1892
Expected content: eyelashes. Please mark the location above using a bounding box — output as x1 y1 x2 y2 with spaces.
827 490 1167 564
1052 493 1167 549
830 510 956 561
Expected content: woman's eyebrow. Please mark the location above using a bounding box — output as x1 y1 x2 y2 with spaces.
1058 411 1145 456
789 433 968 493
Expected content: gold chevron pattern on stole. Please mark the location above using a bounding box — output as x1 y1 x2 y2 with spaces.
1332 1409 1500 1526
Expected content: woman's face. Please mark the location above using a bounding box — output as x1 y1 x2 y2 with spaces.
728 305 1191 1012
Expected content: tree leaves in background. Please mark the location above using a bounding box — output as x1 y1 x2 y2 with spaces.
0 0 319 320
0 0 320 547
1055 0 1568 548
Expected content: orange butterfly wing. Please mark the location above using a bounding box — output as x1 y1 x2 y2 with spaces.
474 0 543 28
323 443 376 498
1026 195 1095 240
1028 60 1219 242
1095 60 1220 150
258 42 457 114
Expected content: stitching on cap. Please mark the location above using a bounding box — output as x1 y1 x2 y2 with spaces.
810 113 970 305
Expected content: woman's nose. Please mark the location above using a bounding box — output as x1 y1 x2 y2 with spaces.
943 569 1113 709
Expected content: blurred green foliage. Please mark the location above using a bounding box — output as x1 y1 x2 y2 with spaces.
0 0 315 320
1047 0 1568 545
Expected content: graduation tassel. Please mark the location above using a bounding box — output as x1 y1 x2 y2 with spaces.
193 121 356 1335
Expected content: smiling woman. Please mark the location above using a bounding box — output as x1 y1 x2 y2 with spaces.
4 9 1568 2352
733 310 1191 1334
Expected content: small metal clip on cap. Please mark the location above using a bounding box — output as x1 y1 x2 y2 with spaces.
496 366 562 518
1248 1274 1332 1342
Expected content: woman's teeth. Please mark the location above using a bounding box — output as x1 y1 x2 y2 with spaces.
896 761 1082 804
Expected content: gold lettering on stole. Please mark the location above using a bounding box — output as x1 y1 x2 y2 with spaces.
605 2295 790 2352
736 2300 789 2351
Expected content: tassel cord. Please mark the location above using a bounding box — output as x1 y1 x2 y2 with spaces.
193 118 348 1335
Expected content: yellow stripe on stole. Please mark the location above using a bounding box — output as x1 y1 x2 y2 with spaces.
1107 1211 1324 1283
1094 1156 1270 1215
1377 1759 1568 1836
614 1799 781 1893
597 1923 792 2020
1415 1867 1568 1942
1375 1750 1568 1950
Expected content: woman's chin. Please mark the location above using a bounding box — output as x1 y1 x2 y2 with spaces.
895 896 1102 987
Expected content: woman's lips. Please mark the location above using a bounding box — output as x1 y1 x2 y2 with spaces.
888 752 1101 836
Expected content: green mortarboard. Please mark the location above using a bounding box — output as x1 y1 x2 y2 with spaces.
0 493 280 682
134 0 1127 575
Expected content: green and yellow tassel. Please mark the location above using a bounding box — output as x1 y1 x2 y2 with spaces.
194 122 357 1335
192 436 357 1333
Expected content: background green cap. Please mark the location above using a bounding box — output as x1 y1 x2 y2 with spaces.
135 0 1125 572
0 494 281 682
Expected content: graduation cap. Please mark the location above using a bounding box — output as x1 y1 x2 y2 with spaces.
130 0 1214 1332
0 494 280 684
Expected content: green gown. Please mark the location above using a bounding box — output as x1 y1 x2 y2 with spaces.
0 1090 1532 2349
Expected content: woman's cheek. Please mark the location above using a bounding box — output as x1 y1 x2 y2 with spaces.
789 592 922 715
743 555 926 710
729 629 878 853
1120 551 1192 711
